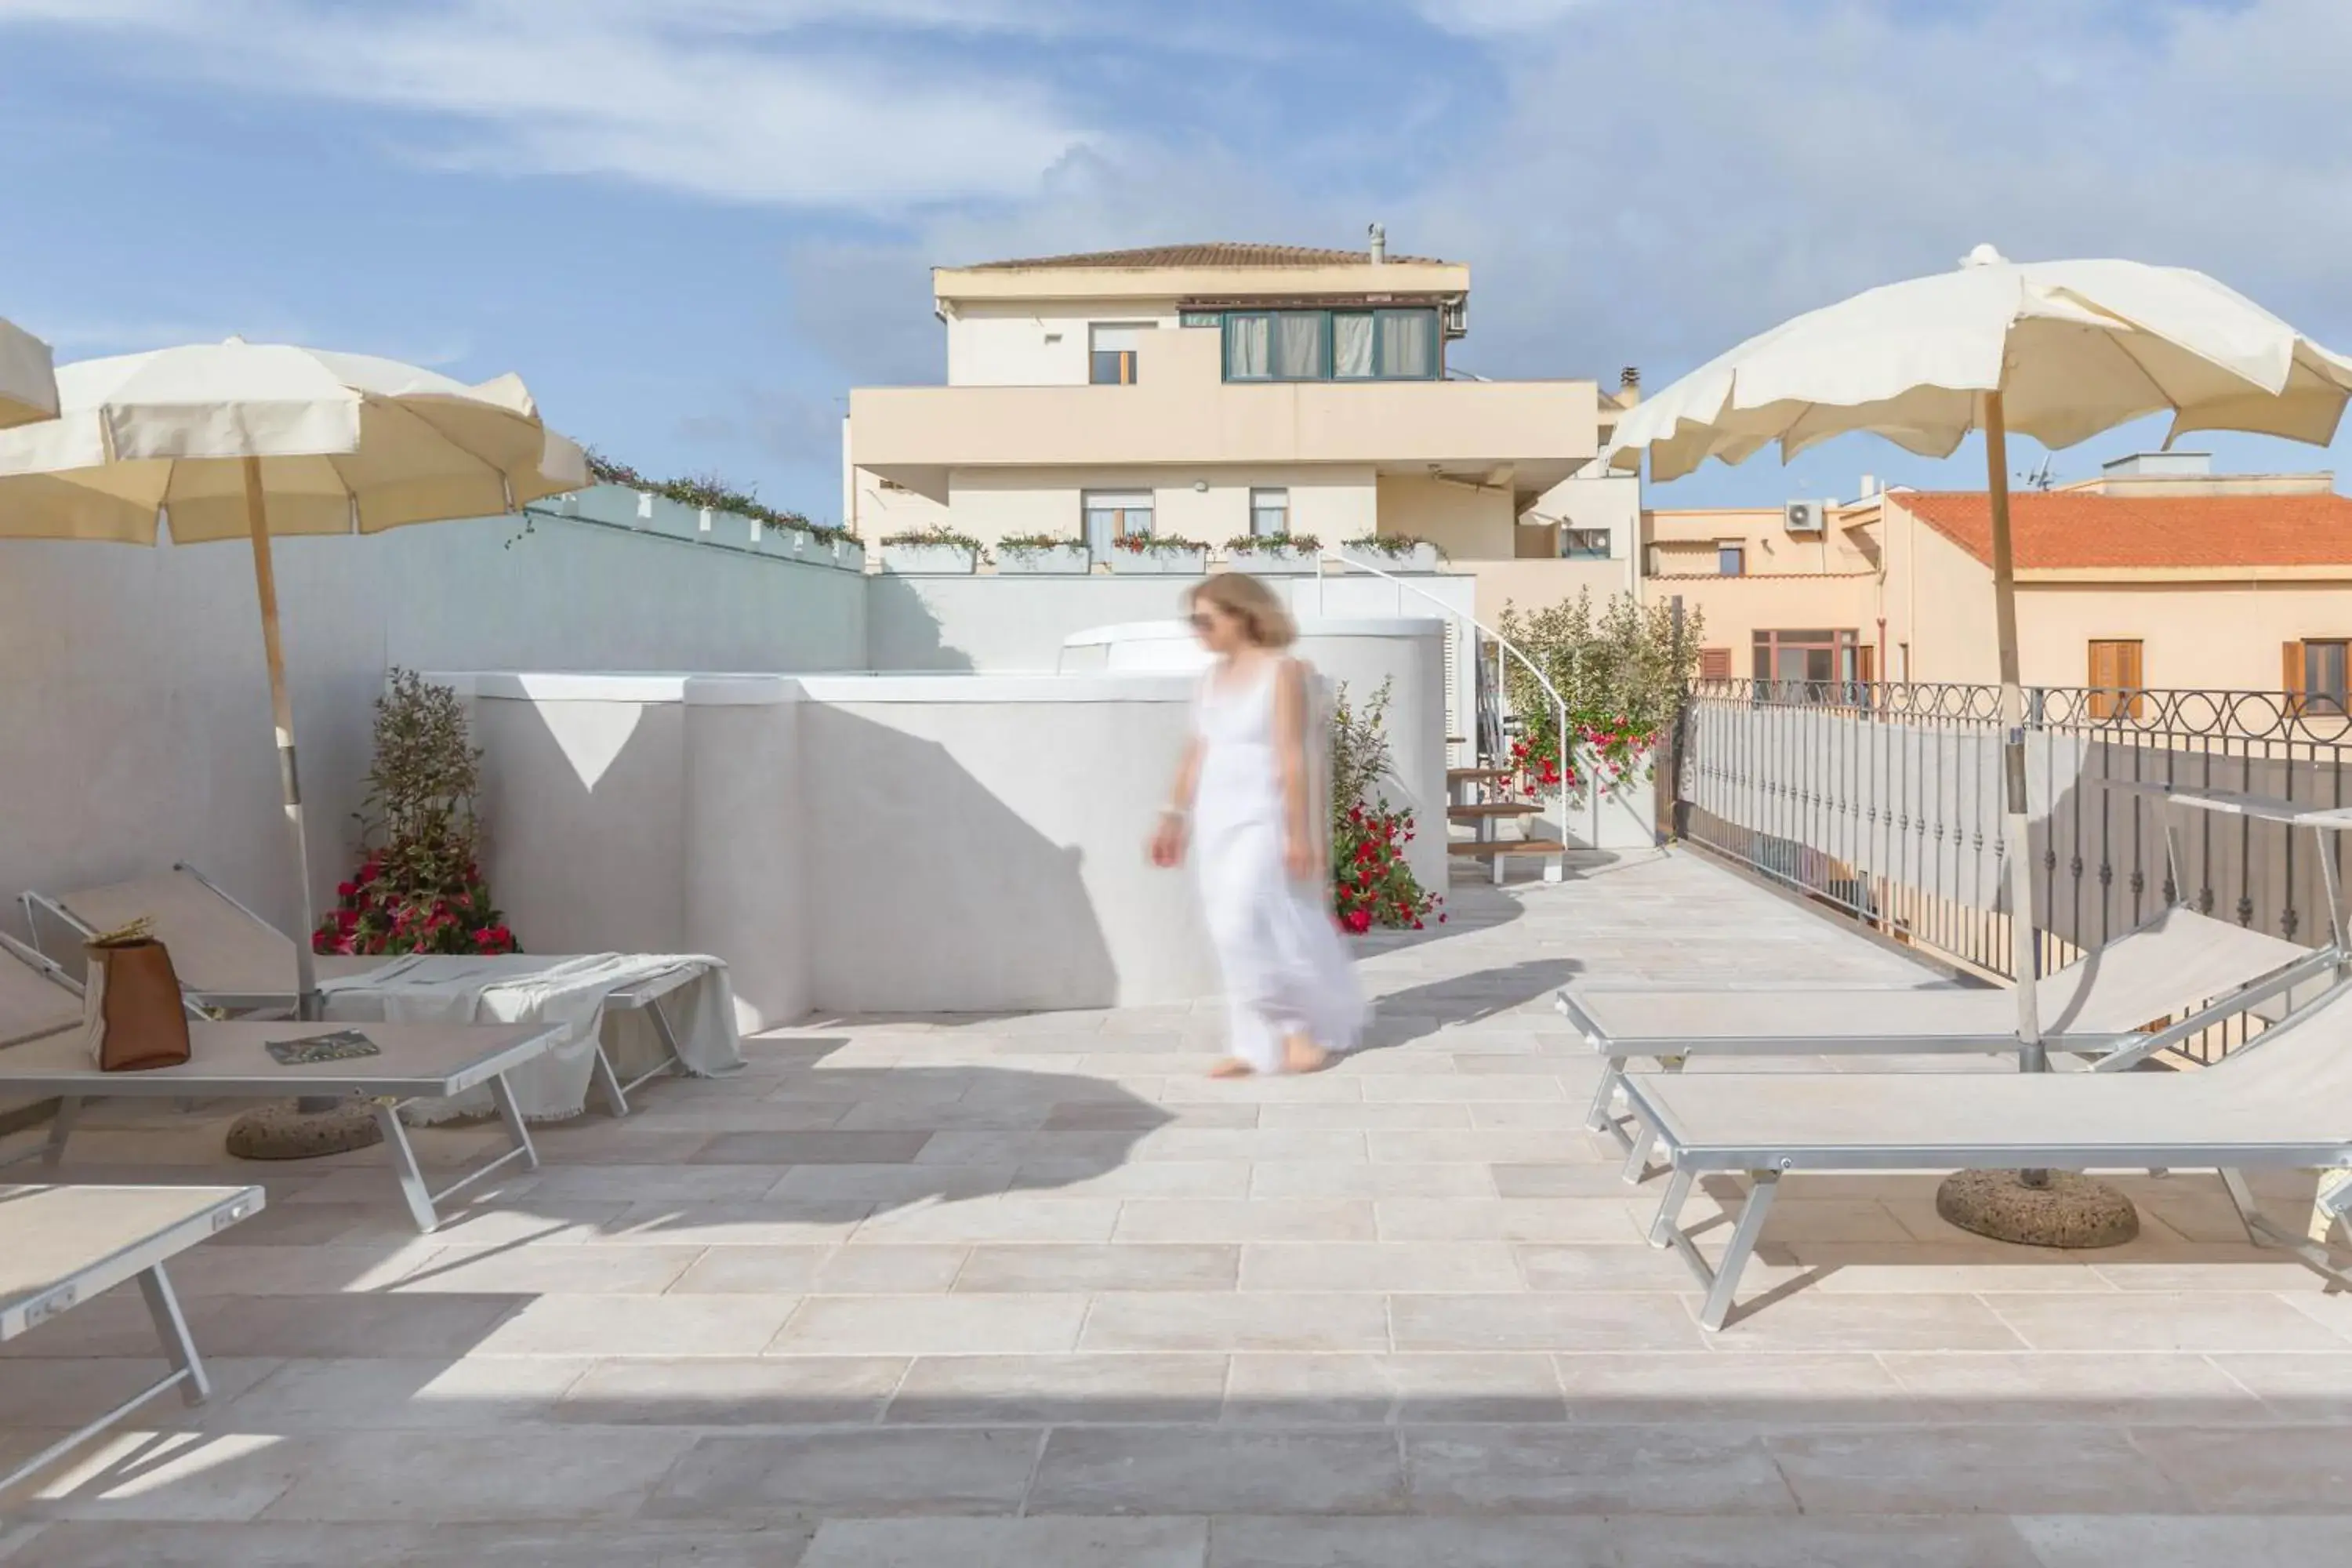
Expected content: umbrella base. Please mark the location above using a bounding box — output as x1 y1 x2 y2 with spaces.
1936 1170 2140 1248
226 1100 383 1161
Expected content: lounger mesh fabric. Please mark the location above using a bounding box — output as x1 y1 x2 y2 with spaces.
45 869 387 1000
0 943 78 1049
1571 906 2314 1048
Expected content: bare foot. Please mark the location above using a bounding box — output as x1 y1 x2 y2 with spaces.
1209 1058 1256 1079
1282 1035 1333 1075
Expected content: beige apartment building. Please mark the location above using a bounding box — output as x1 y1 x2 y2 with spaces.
1647 453 2352 703
842 238 1638 619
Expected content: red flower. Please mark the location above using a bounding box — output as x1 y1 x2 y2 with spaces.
336 880 358 900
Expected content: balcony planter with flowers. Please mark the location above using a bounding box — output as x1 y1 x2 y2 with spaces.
995 534 1092 575
881 527 985 575
1222 532 1321 575
1109 534 1209 576
1341 534 1444 574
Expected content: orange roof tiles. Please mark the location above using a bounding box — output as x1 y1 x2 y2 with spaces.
1893 489 2352 570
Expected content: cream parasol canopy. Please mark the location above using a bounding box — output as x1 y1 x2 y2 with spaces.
0 338 588 1022
0 316 58 429
1600 246 2352 1068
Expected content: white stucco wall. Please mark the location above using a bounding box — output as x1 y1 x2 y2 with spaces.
441 672 1219 1016
941 464 1378 553
0 514 866 951
946 302 1182 387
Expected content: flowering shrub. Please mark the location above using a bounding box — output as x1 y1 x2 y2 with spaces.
314 669 519 958
1343 532 1445 561
583 448 851 545
1508 716 1657 805
998 532 1082 555
1112 533 1206 556
1495 589 1697 804
1223 532 1320 555
1329 679 1444 933
881 525 985 552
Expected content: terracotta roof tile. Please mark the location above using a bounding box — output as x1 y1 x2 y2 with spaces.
1893 489 2352 570
960 242 1449 271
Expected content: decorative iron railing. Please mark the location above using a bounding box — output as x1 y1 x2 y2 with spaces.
1672 680 2352 1062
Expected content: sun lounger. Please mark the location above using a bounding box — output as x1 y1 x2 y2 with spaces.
1624 974 2352 1330
0 935 560 1232
1562 904 2336 1153
23 863 708 1115
1 1182 261 1494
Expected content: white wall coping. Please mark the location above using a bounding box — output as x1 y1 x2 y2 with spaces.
416 670 1200 706
1062 617 1444 649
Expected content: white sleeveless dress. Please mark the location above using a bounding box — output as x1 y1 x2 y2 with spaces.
1192 657 1367 1072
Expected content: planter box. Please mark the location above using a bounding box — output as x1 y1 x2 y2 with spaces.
560 485 655 530
1341 542 1442 574
1109 548 1209 576
833 539 866 572
881 543 979 575
1225 546 1318 575
996 544 1091 576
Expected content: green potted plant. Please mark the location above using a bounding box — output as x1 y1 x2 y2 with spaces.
995 532 1091 575
1108 533 1208 576
881 525 985 574
1223 532 1321 575
1341 533 1444 573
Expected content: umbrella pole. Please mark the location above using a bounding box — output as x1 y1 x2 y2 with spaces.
221 459 377 1160
1982 394 2045 1077
241 457 322 1026
1933 396 2136 1248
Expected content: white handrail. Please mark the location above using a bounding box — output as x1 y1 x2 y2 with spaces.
1313 549 1573 799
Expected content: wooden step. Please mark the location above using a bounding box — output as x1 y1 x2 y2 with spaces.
1448 802 1543 820
1448 839 1567 858
1447 767 1513 784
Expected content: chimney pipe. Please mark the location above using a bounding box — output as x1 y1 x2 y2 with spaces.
1618 365 1641 406
1367 223 1386 264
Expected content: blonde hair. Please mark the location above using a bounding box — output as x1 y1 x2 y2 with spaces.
1188 572 1298 648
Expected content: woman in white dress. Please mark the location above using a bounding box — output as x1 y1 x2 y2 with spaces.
1150 573 1366 1078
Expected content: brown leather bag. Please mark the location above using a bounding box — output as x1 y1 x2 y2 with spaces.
82 922 193 1073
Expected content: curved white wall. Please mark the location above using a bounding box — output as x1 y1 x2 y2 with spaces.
1060 618 1450 895
443 670 1224 1019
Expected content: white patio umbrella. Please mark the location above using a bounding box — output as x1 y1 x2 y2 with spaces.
0 340 588 1031
0 316 59 428
1602 246 2352 1073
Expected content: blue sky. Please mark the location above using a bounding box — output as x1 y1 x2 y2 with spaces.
2 0 2347 521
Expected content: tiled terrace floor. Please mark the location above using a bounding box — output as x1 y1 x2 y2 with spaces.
4 848 2350 1565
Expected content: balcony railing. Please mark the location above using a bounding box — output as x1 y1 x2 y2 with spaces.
1670 679 2352 1062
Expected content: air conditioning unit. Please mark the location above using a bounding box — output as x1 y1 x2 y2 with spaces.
1784 499 1826 533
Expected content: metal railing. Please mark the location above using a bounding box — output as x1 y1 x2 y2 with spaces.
1674 680 2352 1062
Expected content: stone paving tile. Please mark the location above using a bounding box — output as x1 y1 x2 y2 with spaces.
1246 1161 1496 1199
1206 1515 2043 1568
1114 1200 1380 1244
1377 1199 1647 1244
1224 1353 1566 1424
1552 1351 1923 1425
1388 1293 1707 1352
257 1430 695 1523
2013 1515 2352 1567
1980 1292 2352 1353
670 1244 970 1296
1027 1427 1407 1515
2128 1423 2352 1512
1766 1425 2187 1515
648 1429 1040 1518
1238 1243 1523 1294
767 1294 1091 1356
1402 1424 1795 1514
212 1356 589 1432
554 1356 906 1426
800 1518 1206 1568
474 1295 800 1358
955 1243 1240 1294
887 1355 1227 1425
1079 1294 1392 1354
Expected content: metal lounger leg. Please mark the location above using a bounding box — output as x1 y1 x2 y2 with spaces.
0 1261 215 1496
2217 1167 2352 1292
1587 1060 1628 1142
488 1071 542 1176
590 1040 631 1118
1619 1120 1657 1185
136 1261 210 1406
618 994 689 1098
373 1100 441 1233
1697 1171 1781 1331
1649 1167 1696 1247
42 1095 81 1167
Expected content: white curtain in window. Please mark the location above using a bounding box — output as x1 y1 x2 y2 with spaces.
1228 316 1269 378
1333 314 1374 378
1274 312 1325 378
1378 311 1433 377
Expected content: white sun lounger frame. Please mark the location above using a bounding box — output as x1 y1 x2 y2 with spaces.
22 862 703 1116
1622 972 2352 1331
0 934 561 1233
0 1183 262 1494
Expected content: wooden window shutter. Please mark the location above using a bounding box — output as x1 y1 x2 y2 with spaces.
2118 641 2143 719
2284 641 2306 714
1698 648 1731 681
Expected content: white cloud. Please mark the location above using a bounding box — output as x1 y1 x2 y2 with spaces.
1 0 1102 206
